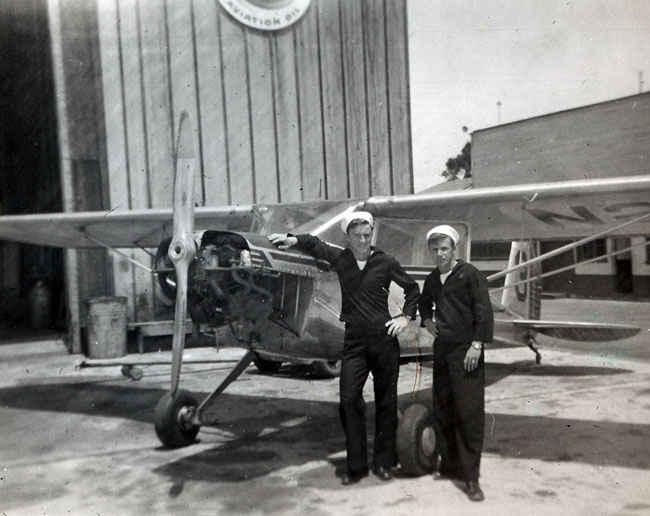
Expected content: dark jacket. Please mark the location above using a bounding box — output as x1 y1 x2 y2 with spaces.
418 259 493 344
294 234 419 331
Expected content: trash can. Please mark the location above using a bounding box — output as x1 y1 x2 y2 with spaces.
86 296 128 358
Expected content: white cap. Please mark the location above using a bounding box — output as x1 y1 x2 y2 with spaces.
340 211 374 233
425 224 459 246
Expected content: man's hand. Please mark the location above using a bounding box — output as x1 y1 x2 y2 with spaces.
423 318 438 339
464 341 482 372
385 315 409 337
268 233 298 250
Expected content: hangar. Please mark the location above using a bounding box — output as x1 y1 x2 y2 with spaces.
0 0 413 351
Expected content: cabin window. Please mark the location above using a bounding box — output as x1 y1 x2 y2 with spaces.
373 218 469 265
374 219 416 265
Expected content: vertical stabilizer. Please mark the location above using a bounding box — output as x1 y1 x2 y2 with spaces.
501 241 541 319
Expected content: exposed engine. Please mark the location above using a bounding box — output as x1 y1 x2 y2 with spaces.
156 231 279 343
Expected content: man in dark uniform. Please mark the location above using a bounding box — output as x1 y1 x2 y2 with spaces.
418 225 493 502
268 211 419 485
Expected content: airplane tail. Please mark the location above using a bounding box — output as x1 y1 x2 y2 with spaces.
500 240 542 320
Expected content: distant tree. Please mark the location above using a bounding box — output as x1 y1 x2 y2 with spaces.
442 141 471 181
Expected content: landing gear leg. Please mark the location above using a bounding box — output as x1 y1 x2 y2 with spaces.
195 349 256 425
527 336 542 364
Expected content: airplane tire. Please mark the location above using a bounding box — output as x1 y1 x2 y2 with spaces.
121 364 144 381
154 390 200 448
397 403 436 477
311 360 341 378
253 355 283 375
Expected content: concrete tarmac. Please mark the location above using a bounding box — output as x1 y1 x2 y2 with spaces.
1 299 649 515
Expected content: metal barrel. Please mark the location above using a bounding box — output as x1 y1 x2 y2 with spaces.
86 296 128 358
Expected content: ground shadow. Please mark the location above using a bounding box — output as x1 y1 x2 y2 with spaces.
0 359 645 491
483 411 650 470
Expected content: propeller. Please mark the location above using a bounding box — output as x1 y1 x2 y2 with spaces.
169 111 196 394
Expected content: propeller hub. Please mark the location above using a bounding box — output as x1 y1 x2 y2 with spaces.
168 237 195 263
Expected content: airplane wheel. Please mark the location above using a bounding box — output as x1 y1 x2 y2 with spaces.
311 360 341 378
121 365 144 381
397 403 436 477
253 355 282 375
154 390 200 448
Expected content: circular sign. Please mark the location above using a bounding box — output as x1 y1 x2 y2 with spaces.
219 0 312 31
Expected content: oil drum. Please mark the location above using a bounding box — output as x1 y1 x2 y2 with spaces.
28 280 51 329
86 296 128 358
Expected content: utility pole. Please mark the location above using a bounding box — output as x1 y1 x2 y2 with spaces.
639 71 644 93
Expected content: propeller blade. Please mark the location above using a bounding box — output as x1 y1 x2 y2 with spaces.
169 111 196 394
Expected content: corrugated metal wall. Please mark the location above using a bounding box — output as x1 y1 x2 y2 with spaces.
94 0 413 322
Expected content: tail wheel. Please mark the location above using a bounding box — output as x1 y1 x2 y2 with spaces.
154 389 200 448
397 403 436 476
311 360 341 378
253 354 283 375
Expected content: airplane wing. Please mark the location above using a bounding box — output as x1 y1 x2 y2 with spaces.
0 200 356 249
363 175 650 241
0 207 257 248
0 175 648 248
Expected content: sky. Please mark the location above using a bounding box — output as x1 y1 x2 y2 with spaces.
407 0 650 192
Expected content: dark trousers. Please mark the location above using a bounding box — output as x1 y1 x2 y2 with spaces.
339 330 400 475
433 340 485 482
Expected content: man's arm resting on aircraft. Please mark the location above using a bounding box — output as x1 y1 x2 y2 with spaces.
268 233 298 249
267 233 340 263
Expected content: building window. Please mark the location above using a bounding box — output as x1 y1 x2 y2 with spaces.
575 239 607 263
470 241 510 261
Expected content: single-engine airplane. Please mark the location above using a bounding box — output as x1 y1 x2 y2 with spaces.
0 112 647 475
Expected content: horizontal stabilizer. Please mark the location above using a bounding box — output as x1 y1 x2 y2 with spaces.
512 319 640 341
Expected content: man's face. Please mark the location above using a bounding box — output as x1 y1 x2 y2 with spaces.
428 236 456 271
347 223 373 258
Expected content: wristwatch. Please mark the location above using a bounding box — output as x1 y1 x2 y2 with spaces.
471 342 483 351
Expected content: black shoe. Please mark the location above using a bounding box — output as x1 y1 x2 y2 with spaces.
341 470 368 486
372 466 393 481
466 481 485 502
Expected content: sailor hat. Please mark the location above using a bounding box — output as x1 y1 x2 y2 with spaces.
340 211 374 234
425 224 459 246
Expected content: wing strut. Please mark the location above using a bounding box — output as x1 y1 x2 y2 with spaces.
492 238 650 292
83 233 154 273
487 211 650 283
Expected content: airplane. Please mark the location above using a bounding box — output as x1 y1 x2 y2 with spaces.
0 111 647 476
